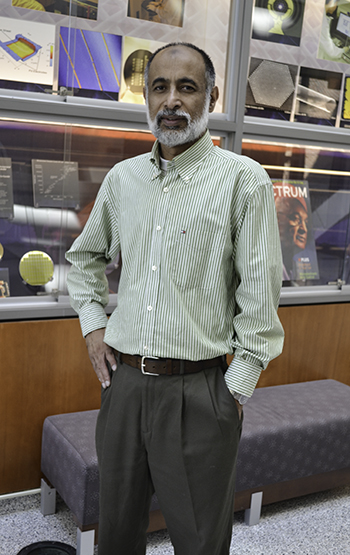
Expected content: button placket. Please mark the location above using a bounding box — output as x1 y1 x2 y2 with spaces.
141 169 173 355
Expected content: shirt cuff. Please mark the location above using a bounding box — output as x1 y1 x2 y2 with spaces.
224 356 262 398
79 302 109 337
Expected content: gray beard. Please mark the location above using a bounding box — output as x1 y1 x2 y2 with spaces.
146 95 210 148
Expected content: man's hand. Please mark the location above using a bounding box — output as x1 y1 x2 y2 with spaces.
85 328 117 389
234 398 243 420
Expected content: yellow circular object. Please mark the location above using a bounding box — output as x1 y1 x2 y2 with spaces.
19 250 54 286
0 243 3 261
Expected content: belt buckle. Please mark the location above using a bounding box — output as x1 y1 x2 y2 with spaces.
141 355 160 376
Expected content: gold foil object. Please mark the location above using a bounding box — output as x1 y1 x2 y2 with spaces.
19 251 54 286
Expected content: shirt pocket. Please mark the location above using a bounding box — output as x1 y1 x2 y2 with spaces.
168 223 226 290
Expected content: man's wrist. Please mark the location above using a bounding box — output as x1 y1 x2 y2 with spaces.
225 358 262 398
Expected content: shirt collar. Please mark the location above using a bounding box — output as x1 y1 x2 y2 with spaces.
150 130 214 183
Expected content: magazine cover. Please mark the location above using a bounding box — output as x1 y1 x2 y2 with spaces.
273 180 320 281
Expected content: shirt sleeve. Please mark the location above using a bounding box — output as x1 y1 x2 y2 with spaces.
224 171 284 397
65 169 121 337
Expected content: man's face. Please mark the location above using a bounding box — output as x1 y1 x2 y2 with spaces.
276 199 308 251
144 46 218 153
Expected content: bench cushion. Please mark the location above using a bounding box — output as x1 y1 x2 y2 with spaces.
235 379 350 491
41 379 350 526
42 410 161 526
41 410 100 526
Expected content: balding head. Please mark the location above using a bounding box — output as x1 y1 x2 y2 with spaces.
144 42 216 94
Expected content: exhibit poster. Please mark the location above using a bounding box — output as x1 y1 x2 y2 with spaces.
59 27 122 95
318 0 350 65
127 0 185 27
32 160 80 209
119 36 165 104
245 58 298 120
252 0 306 46
341 75 350 126
11 0 99 20
273 180 320 281
294 66 342 125
0 158 14 220
0 17 55 85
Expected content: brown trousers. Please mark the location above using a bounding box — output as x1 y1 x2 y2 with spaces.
96 359 242 555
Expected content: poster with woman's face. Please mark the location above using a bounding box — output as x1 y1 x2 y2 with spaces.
273 180 319 281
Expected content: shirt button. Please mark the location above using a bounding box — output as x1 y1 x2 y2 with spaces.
144 345 149 351
163 187 169 193
147 305 153 311
152 265 157 271
156 225 161 231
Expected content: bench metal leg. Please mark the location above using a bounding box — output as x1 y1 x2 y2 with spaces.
244 491 263 526
77 528 95 555
40 478 56 516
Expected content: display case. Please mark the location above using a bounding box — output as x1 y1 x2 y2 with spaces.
242 139 350 287
243 0 350 304
0 120 222 313
1 0 350 320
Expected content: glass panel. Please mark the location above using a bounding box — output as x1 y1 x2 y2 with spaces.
0 0 231 112
0 118 223 299
242 139 350 286
247 0 350 128
0 120 154 297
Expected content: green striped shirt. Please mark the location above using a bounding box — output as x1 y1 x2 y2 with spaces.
66 130 284 397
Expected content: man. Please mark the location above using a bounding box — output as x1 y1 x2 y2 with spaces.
66 42 284 555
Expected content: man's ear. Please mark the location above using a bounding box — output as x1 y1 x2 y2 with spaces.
143 86 147 102
209 86 219 113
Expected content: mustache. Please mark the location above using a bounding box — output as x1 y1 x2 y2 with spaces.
155 109 191 126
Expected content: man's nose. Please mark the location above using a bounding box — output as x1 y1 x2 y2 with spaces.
164 87 181 110
299 221 307 233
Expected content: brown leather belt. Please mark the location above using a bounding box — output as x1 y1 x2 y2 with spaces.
118 352 225 376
